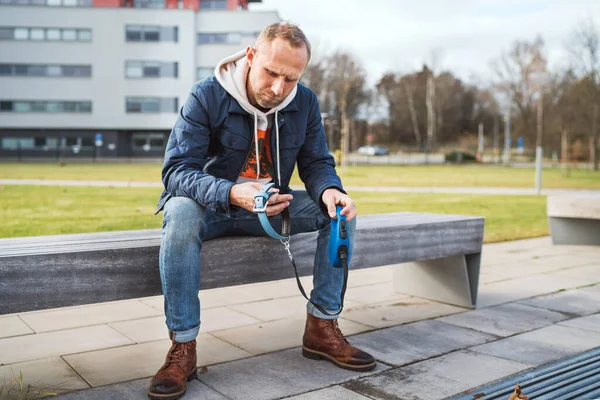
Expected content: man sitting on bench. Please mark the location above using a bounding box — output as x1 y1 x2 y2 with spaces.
149 22 376 400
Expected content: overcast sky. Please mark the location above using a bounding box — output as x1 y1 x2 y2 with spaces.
249 0 600 86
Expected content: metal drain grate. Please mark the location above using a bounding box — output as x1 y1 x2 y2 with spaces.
450 347 600 400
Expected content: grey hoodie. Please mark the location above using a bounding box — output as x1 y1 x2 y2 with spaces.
214 50 297 186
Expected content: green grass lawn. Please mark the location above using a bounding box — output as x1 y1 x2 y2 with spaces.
0 185 548 243
1 163 599 188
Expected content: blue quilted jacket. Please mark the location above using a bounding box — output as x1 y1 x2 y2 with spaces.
156 76 344 217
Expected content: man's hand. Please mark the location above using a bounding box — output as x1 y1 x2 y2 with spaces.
322 188 357 221
230 182 293 217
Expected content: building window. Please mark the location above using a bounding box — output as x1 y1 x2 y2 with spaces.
0 101 13 111
132 132 166 151
126 97 178 113
197 67 213 81
125 25 178 43
1 138 35 150
0 0 92 5
0 100 92 113
14 28 28 40
197 32 241 45
0 65 11 75
0 64 92 77
77 29 91 41
62 29 77 41
30 28 45 40
132 0 164 8
125 61 178 78
199 0 226 9
0 27 92 42
46 28 61 40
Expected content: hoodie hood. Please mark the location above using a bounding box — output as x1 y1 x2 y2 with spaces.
215 50 298 185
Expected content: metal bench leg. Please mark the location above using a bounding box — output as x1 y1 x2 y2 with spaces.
392 253 480 308
549 217 600 246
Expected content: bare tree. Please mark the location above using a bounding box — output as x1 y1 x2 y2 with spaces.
568 17 600 170
492 36 548 147
404 77 423 150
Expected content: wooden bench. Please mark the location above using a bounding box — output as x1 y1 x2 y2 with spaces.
548 195 600 246
0 212 485 315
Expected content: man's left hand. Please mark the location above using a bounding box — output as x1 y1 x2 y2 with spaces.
322 188 357 221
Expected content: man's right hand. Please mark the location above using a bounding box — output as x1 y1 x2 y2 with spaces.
229 182 293 216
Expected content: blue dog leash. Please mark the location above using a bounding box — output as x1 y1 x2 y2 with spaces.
253 183 351 316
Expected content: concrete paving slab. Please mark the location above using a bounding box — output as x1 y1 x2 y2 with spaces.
483 255 596 279
345 266 393 288
347 320 496 366
64 334 251 387
210 317 371 355
284 386 371 399
552 263 600 283
199 307 261 332
0 316 34 339
344 282 414 305
526 253 599 269
18 300 161 333
477 274 588 308
54 377 227 400
63 341 172 387
518 284 600 315
197 347 391 400
0 325 133 365
0 357 90 398
558 313 600 333
478 272 506 284
230 276 314 303
437 302 568 337
343 350 531 400
227 296 315 322
341 298 463 329
109 316 167 343
470 324 600 365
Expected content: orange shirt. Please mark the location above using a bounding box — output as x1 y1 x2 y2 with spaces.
238 128 274 182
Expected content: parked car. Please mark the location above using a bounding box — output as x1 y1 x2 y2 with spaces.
357 145 390 156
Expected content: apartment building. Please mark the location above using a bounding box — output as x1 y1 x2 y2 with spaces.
0 0 279 159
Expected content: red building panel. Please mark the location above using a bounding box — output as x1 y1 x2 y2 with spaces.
182 0 198 10
92 0 124 7
227 0 247 10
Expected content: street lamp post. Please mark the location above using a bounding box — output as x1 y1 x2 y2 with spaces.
535 93 543 195
503 107 511 165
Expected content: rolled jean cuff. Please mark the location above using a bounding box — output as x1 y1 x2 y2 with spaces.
171 325 199 343
307 302 339 320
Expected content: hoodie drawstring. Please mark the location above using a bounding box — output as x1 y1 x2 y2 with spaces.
253 111 260 180
275 109 281 187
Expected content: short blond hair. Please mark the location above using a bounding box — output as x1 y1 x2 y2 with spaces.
255 22 311 61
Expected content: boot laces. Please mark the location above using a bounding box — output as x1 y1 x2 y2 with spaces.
166 342 190 366
327 320 349 344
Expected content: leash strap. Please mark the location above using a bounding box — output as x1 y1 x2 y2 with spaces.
282 239 347 317
254 182 347 317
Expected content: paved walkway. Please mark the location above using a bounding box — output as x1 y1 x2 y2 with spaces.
1 237 599 399
2 178 600 196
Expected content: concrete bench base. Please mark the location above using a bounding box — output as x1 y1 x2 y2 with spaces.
394 253 480 308
0 212 485 314
547 195 600 246
549 217 600 246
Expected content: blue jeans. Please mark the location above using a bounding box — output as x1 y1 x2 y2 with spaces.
159 190 356 343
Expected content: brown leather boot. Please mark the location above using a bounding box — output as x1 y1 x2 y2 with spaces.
302 313 376 372
148 338 197 400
